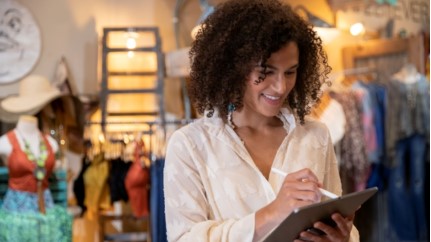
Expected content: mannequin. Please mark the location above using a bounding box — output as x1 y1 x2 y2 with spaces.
0 115 59 163
392 63 420 84
0 115 72 242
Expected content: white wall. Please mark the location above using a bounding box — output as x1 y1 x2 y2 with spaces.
0 0 202 117
1 0 428 102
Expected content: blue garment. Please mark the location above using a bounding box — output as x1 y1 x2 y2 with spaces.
364 83 388 190
352 81 379 164
2 189 54 212
385 76 430 167
150 158 168 242
0 188 72 242
387 134 428 241
364 83 387 163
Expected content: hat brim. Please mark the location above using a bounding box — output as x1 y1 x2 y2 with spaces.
1 89 62 114
0 104 23 123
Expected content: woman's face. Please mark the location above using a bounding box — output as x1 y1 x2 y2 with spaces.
242 41 299 117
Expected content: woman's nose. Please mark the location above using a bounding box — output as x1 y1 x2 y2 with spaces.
272 75 288 93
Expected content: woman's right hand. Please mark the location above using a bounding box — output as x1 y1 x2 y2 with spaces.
269 168 323 222
254 168 324 241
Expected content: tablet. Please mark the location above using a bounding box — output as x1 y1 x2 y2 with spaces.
262 187 378 242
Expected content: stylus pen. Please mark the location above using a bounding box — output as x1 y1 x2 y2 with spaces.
271 168 339 199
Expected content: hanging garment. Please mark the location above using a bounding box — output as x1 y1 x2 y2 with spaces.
386 67 430 241
388 134 428 241
108 157 132 203
125 159 150 218
83 152 111 220
385 76 430 166
125 140 150 218
0 131 72 242
330 91 370 193
363 83 388 190
351 81 378 164
73 155 91 216
150 158 168 242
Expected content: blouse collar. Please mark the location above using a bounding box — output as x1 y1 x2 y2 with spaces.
204 107 297 133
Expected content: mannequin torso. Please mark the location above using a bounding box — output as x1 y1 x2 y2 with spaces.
0 115 58 166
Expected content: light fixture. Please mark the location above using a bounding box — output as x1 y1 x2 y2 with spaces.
350 22 365 36
126 30 138 58
294 5 340 44
126 37 137 49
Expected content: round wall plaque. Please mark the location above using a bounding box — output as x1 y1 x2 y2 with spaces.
0 0 41 84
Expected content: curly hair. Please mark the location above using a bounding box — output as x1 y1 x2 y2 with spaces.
188 0 331 124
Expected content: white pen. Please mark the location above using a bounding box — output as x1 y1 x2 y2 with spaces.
271 168 339 199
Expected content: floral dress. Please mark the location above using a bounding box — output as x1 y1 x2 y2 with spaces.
0 131 72 242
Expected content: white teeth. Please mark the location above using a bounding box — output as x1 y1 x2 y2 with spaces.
263 94 280 100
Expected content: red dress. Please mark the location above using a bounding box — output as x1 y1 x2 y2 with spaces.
124 140 150 217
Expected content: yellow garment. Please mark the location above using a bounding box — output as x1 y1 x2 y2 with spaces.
83 153 111 220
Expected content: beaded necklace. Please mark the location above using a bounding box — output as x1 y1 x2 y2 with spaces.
17 131 48 181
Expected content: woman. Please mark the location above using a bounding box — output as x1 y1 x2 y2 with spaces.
164 0 359 241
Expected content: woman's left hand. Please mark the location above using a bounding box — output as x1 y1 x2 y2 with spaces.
294 212 354 242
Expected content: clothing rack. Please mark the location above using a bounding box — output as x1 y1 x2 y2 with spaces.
339 36 429 242
334 66 376 76
85 119 193 126
85 119 194 161
328 66 377 83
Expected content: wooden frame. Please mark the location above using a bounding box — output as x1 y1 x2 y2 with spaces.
342 37 425 73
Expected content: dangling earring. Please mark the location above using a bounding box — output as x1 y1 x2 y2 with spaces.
227 103 236 129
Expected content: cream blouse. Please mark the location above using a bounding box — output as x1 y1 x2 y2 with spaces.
164 108 359 242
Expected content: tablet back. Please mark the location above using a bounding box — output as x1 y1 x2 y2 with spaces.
263 187 378 242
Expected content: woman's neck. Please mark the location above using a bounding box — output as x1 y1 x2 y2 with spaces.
232 109 283 130
16 115 39 135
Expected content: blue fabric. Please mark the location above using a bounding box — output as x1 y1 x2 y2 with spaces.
375 0 398 5
0 188 72 242
0 205 72 242
365 83 387 163
352 81 379 164
387 134 428 241
364 83 388 190
2 189 54 212
150 158 168 242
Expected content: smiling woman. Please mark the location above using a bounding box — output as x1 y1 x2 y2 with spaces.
0 0 41 84
163 0 360 242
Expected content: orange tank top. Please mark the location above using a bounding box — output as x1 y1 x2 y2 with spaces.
6 131 55 192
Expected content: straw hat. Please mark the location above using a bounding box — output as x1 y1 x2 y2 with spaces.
0 103 23 123
1 75 62 114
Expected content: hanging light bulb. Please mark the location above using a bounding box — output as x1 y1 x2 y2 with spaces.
126 36 137 49
350 22 365 36
126 30 137 58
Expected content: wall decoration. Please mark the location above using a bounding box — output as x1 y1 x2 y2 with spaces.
0 0 41 84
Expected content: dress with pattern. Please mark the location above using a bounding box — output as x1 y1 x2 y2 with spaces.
0 131 72 242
